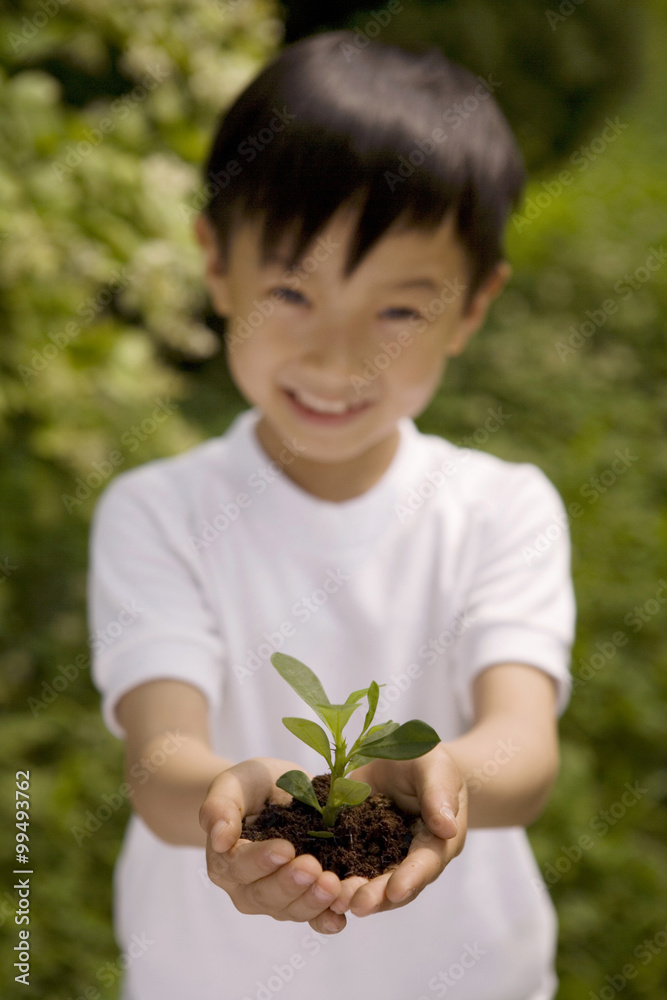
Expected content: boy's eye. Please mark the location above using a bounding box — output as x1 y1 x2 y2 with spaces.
272 287 307 305
382 307 424 321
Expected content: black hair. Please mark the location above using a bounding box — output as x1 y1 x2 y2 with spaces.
201 30 526 309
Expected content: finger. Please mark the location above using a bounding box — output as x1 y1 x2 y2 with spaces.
347 871 394 917
383 822 452 902
207 837 296 891
309 909 347 935
200 762 281 853
348 821 451 915
328 876 370 915
234 852 319 912
199 773 247 852
237 859 342 923
416 751 463 841
280 867 342 923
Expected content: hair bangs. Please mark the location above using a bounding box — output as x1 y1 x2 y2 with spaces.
203 31 525 302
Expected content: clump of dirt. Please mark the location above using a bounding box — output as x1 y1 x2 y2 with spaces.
241 774 417 879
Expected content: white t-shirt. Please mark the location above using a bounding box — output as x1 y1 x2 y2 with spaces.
88 406 576 1000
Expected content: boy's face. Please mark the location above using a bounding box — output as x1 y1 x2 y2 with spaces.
195 205 509 499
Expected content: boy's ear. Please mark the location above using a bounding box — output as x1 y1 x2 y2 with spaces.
446 260 512 357
193 213 231 315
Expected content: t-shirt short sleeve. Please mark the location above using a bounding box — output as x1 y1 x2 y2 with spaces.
453 463 576 723
87 468 225 739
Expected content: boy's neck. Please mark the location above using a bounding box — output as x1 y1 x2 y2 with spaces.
254 417 401 502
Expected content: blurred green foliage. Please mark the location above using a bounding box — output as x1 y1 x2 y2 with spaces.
0 0 665 998
280 0 645 172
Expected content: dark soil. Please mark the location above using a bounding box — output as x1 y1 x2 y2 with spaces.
241 774 418 879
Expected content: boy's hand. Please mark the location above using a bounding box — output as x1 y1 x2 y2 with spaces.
200 757 356 934
333 743 467 919
199 747 465 933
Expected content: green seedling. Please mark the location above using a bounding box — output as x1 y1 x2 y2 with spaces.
271 652 441 837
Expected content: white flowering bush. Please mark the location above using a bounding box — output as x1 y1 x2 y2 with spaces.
0 0 282 989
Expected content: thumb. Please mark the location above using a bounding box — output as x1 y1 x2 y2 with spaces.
199 770 245 853
419 750 462 840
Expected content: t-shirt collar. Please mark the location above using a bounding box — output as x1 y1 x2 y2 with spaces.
225 406 421 550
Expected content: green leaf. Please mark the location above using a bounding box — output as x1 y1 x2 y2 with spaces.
282 717 332 766
275 770 323 813
344 753 375 771
270 653 331 725
316 702 360 736
361 680 380 734
361 720 400 744
346 721 401 770
345 687 369 706
330 777 372 808
359 720 441 760
307 830 335 838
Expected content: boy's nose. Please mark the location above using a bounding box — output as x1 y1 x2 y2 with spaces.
299 325 361 379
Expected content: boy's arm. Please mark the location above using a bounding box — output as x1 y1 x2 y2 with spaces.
116 679 234 847
336 660 560 919
116 679 311 847
444 661 561 828
117 678 352 933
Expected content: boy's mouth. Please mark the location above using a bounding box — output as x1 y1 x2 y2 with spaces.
283 387 373 423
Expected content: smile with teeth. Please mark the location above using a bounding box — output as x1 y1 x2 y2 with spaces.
287 388 368 414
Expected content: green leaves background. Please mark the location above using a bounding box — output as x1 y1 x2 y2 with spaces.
0 1 665 997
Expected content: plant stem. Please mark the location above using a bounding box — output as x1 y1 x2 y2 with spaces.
322 742 348 827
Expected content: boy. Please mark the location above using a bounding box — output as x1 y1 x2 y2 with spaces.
89 29 576 1000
